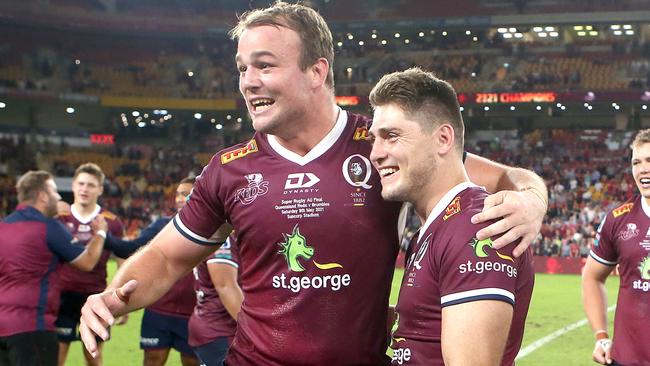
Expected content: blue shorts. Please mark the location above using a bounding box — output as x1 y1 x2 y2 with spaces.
192 336 230 366
140 309 193 356
55 291 90 343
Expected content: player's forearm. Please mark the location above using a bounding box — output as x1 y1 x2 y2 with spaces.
582 276 609 333
72 234 105 272
215 285 244 320
107 245 187 314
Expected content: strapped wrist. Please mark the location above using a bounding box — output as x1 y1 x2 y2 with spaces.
595 330 609 340
520 186 548 209
96 230 107 239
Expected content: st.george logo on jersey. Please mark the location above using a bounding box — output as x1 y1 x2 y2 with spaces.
235 173 269 205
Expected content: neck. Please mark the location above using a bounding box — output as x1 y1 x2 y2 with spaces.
413 159 469 223
272 92 338 156
73 202 97 217
23 200 47 216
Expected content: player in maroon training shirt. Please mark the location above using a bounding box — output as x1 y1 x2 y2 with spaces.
583 129 650 366
78 3 547 365
368 68 535 365
189 235 242 366
56 163 123 366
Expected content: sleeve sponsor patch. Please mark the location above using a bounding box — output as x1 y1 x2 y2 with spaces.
613 202 634 217
220 139 258 164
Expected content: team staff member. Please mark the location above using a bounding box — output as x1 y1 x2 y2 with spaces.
582 129 650 366
0 171 107 366
189 235 242 366
369 68 535 365
56 163 124 366
106 177 199 366
79 3 547 364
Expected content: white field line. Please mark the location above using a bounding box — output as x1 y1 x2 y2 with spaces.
516 304 616 360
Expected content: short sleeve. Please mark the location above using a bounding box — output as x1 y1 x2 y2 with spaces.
437 224 521 308
590 215 618 266
46 219 85 262
175 157 228 245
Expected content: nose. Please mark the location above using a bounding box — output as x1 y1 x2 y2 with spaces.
240 67 261 93
369 138 386 169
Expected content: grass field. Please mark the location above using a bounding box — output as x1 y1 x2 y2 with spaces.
65 262 620 365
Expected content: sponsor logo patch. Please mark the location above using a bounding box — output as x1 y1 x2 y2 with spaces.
443 196 461 221
220 140 258 164
273 225 350 292
613 202 634 218
353 126 369 141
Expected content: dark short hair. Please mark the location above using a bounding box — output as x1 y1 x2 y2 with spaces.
16 170 52 202
73 163 105 185
229 1 335 88
369 67 464 152
179 177 196 185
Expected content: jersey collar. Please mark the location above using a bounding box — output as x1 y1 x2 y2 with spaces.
266 107 347 166
641 196 650 218
418 181 477 242
71 204 101 224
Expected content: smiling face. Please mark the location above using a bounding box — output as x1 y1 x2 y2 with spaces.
236 25 315 137
369 103 438 204
632 142 650 201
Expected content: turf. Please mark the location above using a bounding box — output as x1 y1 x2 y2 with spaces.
64 263 620 365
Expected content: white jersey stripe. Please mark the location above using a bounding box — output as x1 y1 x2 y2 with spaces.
441 287 515 305
173 215 218 245
207 258 239 268
589 250 617 266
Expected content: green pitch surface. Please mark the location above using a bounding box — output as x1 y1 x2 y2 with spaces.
65 263 619 365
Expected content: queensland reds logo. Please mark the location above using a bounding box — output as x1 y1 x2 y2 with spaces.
235 173 269 205
342 154 372 189
618 223 639 241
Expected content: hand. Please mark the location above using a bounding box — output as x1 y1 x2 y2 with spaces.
91 215 108 233
56 201 71 217
79 280 138 358
471 189 546 257
592 338 613 365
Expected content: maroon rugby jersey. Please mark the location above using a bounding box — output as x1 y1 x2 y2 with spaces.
176 110 402 365
188 237 238 347
58 205 124 293
390 183 534 366
590 196 650 365
147 272 195 317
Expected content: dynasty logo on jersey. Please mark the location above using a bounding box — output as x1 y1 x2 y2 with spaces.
273 225 350 293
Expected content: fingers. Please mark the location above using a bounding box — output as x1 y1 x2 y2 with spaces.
471 192 507 225
79 320 99 359
512 233 536 258
605 347 613 365
121 279 138 297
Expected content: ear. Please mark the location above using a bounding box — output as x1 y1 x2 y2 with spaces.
310 57 329 88
435 124 455 155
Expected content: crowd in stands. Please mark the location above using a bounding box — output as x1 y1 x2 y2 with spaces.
0 128 639 256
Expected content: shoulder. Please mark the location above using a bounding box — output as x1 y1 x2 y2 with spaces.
217 137 261 166
99 209 120 222
348 112 372 141
611 199 636 219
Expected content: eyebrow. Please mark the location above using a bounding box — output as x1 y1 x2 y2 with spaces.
235 50 277 63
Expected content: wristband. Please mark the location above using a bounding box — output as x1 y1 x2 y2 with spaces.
595 330 609 340
520 186 548 208
96 230 107 239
